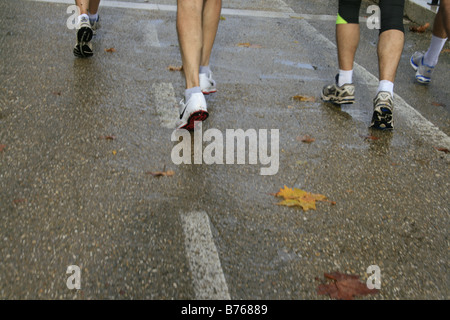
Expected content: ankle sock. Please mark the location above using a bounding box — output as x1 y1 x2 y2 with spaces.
377 80 394 97
199 65 211 75
338 69 353 86
424 35 447 67
185 86 202 102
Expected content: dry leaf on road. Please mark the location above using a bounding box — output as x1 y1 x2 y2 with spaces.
273 185 327 211
317 271 379 300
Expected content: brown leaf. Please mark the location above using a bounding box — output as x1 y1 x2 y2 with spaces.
434 147 450 153
292 95 316 102
146 170 175 177
0 144 6 152
360 134 380 141
104 47 116 53
99 135 116 140
431 101 446 107
168 65 183 71
409 23 430 33
317 271 379 300
13 198 26 205
442 48 450 53
52 91 61 96
296 135 315 143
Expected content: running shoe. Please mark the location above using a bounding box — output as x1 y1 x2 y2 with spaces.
410 51 434 84
90 15 100 34
73 15 93 58
321 75 355 104
370 91 394 130
199 71 217 95
177 92 209 130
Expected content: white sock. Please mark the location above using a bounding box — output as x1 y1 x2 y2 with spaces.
377 80 394 97
424 35 447 67
338 69 353 86
185 86 202 102
88 12 98 23
199 65 211 75
78 13 89 23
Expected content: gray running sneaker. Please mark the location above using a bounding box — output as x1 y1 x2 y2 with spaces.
410 51 434 84
370 91 394 130
321 75 355 104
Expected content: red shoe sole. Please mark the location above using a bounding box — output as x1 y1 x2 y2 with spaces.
180 110 209 131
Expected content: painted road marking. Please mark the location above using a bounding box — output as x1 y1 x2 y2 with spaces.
152 83 179 129
180 211 230 300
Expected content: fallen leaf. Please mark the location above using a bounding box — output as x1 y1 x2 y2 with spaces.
292 95 316 102
52 91 61 96
237 43 262 48
112 150 117 155
146 170 175 177
297 135 315 143
13 198 26 205
360 134 380 141
434 147 450 153
99 135 116 140
409 23 430 33
220 15 226 20
273 185 327 211
317 271 379 300
431 101 446 107
168 65 183 71
442 48 450 53
0 144 6 152
104 47 116 53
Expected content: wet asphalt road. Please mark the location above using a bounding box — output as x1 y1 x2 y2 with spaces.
0 0 449 300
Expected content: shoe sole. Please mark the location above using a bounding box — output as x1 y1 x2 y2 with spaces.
179 110 209 131
321 92 355 105
74 43 93 58
202 89 217 95
74 27 93 58
370 108 393 130
415 75 431 84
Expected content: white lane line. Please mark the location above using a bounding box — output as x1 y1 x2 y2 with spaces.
181 211 231 300
29 0 336 20
144 21 161 48
152 83 179 129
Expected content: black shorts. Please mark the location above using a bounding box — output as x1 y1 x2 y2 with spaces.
337 0 405 33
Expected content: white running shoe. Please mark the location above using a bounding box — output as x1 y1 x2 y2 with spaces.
410 51 434 84
199 72 217 95
177 92 209 131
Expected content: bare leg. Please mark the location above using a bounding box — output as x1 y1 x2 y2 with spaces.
177 0 204 89
75 0 90 15
336 23 360 71
440 0 450 37
377 30 404 82
88 0 101 14
200 0 222 67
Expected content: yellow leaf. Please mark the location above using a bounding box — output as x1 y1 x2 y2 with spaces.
274 186 328 211
112 150 117 155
